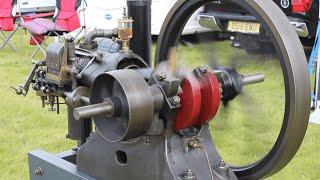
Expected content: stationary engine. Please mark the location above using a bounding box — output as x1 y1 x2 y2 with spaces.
14 0 310 180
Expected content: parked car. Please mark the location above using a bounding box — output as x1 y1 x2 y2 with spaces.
18 0 318 53
86 0 317 54
198 0 319 54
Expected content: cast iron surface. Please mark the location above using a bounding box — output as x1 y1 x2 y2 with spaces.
90 69 154 142
77 124 237 180
155 0 310 179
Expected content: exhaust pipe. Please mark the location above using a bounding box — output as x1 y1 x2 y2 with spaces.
127 0 152 65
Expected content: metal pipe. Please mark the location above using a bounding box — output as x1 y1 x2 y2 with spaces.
73 100 114 120
84 29 117 45
241 73 265 86
127 0 152 65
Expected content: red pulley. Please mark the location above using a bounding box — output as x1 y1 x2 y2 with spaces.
174 75 202 131
196 72 221 125
174 71 221 131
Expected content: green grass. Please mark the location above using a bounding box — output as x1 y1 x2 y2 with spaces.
0 31 75 179
0 31 320 179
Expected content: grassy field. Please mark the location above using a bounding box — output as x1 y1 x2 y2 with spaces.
1 31 320 179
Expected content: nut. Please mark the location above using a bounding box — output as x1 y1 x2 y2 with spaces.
34 167 43 176
158 72 167 81
173 96 181 104
188 139 201 149
200 65 209 73
183 169 196 180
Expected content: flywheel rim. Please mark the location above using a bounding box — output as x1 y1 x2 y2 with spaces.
155 0 310 179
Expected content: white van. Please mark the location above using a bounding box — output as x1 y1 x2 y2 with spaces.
17 0 207 35
83 0 207 35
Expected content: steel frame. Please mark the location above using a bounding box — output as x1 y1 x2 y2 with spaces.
0 25 19 52
28 149 94 180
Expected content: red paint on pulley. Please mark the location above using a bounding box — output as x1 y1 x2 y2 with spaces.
196 72 221 125
174 75 202 131
174 72 221 131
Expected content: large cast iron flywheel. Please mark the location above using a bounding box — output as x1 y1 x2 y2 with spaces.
155 0 310 179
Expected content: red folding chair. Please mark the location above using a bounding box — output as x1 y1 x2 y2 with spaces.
21 0 86 58
0 0 19 52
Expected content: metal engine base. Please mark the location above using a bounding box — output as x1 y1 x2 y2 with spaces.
28 150 92 180
29 125 237 180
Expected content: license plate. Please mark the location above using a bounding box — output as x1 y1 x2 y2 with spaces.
227 21 261 34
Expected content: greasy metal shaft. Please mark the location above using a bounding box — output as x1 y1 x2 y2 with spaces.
80 96 90 105
242 73 265 86
73 99 114 120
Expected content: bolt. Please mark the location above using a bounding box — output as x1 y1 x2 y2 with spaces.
67 36 74 42
187 138 201 149
158 72 167 81
173 96 181 104
143 136 150 145
188 140 195 147
219 160 226 167
187 170 193 175
34 167 43 176
183 169 196 180
200 65 209 73
218 159 228 171
188 140 199 149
